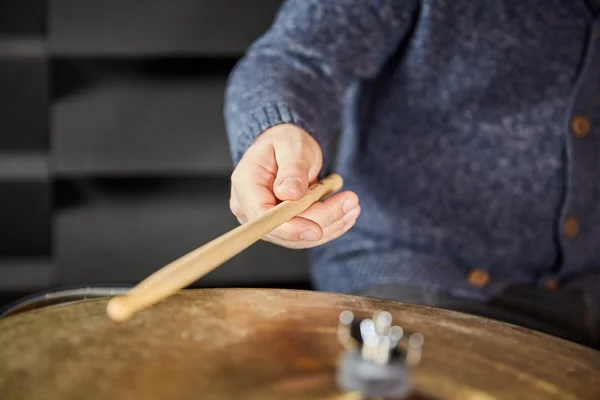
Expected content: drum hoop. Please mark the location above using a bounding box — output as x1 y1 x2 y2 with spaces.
0 285 131 318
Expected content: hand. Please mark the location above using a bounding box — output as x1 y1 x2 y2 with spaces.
230 124 360 249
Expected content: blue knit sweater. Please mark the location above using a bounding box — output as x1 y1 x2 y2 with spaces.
224 0 600 302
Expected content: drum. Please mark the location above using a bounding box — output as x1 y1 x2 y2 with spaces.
0 288 598 400
0 286 130 317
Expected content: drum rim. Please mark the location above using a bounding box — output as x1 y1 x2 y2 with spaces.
0 284 131 318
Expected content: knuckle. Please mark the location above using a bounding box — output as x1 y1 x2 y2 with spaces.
249 163 276 188
229 198 243 218
323 213 340 228
281 160 310 177
276 135 306 156
343 219 357 232
246 203 270 219
304 139 322 164
271 226 297 242
263 235 299 249
230 169 240 184
326 219 347 234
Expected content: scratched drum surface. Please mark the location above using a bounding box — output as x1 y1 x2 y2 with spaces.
0 288 598 400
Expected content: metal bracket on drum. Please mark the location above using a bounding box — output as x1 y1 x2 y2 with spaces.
336 310 424 399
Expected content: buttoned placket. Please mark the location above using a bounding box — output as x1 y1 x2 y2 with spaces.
547 19 600 291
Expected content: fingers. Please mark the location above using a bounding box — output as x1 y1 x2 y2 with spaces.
264 202 360 249
231 184 360 248
230 123 356 249
232 174 276 220
263 190 361 248
231 183 325 241
231 124 319 221
265 216 324 242
300 191 359 228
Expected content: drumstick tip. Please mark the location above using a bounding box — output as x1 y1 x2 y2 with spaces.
106 297 133 322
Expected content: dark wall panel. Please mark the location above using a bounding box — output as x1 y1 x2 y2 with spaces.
49 0 282 56
0 59 48 151
0 259 53 292
1 1 309 293
0 0 45 35
52 74 232 176
53 178 308 286
0 181 51 256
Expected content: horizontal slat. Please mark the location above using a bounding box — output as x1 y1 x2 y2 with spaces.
0 153 49 180
49 0 281 56
0 258 53 292
0 59 48 151
53 177 309 287
52 75 233 176
0 39 46 58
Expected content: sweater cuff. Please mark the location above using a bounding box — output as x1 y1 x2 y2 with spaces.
230 103 321 166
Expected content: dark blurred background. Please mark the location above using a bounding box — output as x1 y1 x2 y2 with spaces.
0 0 311 306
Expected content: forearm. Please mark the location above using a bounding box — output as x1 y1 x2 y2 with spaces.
224 0 418 166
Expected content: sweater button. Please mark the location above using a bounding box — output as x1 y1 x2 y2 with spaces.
571 115 590 138
564 217 580 239
544 279 559 292
468 269 490 287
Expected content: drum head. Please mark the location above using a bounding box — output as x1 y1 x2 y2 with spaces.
0 288 598 400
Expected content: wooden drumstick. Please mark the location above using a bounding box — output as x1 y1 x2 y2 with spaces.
330 392 364 400
113 175 338 297
106 174 344 321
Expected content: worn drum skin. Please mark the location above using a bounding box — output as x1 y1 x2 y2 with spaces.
0 288 598 400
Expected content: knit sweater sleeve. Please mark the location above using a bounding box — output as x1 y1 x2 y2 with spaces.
224 0 418 167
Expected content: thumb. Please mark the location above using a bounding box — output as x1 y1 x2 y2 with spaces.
273 136 320 201
274 159 311 201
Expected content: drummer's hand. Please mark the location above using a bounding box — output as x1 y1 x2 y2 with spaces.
230 124 360 249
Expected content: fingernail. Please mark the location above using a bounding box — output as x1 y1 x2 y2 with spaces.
281 178 303 196
342 197 359 213
300 230 319 241
344 207 360 222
